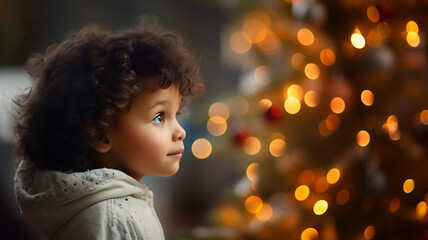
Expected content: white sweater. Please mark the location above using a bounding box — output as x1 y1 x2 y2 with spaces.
14 160 165 239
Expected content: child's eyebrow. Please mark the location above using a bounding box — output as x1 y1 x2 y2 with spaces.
147 100 169 111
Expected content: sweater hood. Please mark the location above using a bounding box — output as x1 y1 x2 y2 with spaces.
14 160 152 239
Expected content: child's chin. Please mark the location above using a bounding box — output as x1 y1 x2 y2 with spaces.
158 165 180 177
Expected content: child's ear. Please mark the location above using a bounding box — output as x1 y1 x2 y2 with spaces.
93 134 112 153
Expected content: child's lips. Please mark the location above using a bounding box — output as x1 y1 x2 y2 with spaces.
167 149 184 157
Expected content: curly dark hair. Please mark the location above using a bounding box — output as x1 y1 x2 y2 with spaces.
12 18 204 172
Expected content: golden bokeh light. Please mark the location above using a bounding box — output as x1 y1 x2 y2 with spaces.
245 195 263 213
367 6 380 23
336 189 350 205
304 90 319 107
301 228 318 240
259 98 273 110
291 52 307 70
406 31 420 47
326 168 341 184
364 225 375 240
295 185 310 201
320 48 336 66
269 138 286 157
209 102 230 120
256 203 273 221
256 29 281 55
243 137 261 155
361 90 374 106
367 28 383 48
389 197 400 213
351 28 366 49
297 28 315 46
403 179 415 194
207 116 227 136
313 200 328 215
229 31 252 54
314 177 329 193
377 22 391 39
298 170 315 186
242 18 267 43
416 201 427 218
330 97 345 114
286 84 304 100
192 138 212 159
318 120 331 137
406 20 419 34
246 163 259 181
325 114 340 131
304 63 320 80
421 110 428 125
284 97 301 114
219 205 240 226
357 130 370 147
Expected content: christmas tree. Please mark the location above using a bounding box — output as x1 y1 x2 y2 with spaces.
186 0 428 239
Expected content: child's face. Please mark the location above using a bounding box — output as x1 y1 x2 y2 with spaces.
103 82 186 181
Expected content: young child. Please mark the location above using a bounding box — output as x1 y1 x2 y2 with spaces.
12 18 204 239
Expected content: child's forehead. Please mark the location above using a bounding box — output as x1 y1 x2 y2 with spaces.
132 83 182 108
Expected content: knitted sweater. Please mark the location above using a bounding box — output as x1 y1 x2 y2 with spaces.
14 160 165 239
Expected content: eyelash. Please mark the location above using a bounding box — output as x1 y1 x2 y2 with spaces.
152 111 182 124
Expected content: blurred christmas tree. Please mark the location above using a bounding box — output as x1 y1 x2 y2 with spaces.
187 0 428 239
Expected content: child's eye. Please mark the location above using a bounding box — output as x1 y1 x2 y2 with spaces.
152 113 164 124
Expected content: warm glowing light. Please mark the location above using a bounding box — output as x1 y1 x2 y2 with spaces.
330 97 345 114
269 138 286 157
361 90 374 106
297 28 315 46
256 29 281 55
364 225 375 240
336 189 350 205
318 120 331 137
406 20 419 34
326 168 341 184
407 31 420 47
367 28 383 48
259 99 273 110
377 22 391 39
301 228 318 240
295 185 310 201
403 179 415 194
246 163 259 181
284 97 301 114
304 91 319 107
298 170 315 186
320 48 336 66
192 139 212 159
245 195 263 213
367 6 380 23
313 200 328 215
351 28 366 49
291 52 306 70
421 110 428 125
242 18 267 43
219 205 240 226
209 102 230 120
389 197 400 213
357 130 370 147
304 63 320 80
325 114 340 131
230 31 252 54
315 177 329 193
243 137 261 155
256 203 273 221
286 84 304 100
416 201 427 218
207 116 227 136
254 66 270 86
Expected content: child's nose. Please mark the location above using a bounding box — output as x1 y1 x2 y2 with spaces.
173 122 186 141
